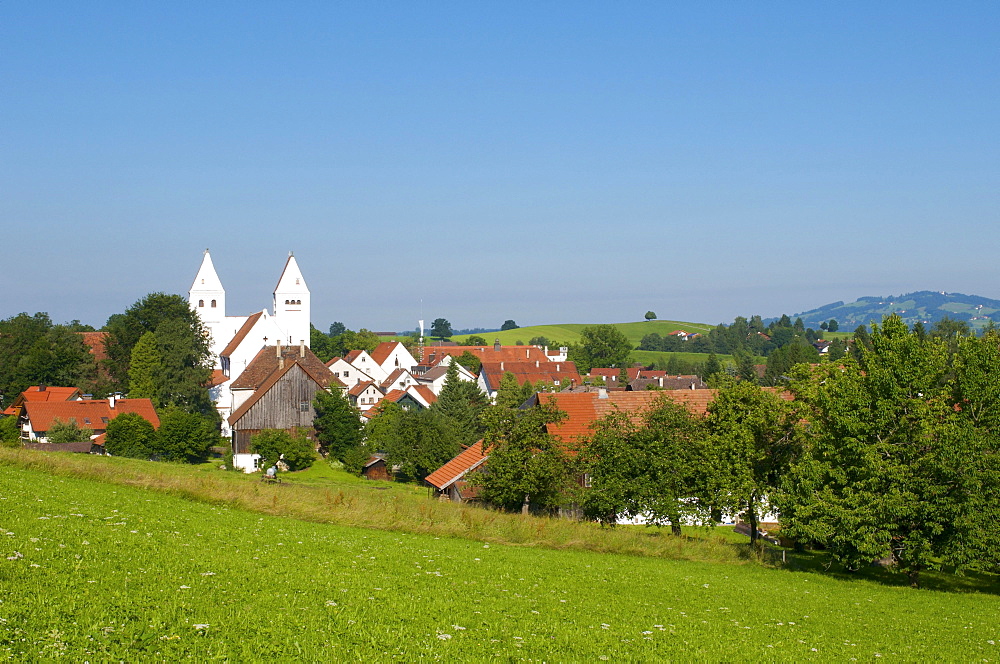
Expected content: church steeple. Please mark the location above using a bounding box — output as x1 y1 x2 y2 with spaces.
189 249 226 323
273 251 310 346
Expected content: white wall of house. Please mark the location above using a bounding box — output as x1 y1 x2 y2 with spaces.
377 343 418 375
347 351 389 384
233 453 262 473
327 358 373 387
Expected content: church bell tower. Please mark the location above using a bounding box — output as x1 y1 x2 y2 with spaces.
273 252 311 347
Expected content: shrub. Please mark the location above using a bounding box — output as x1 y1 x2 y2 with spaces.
104 412 156 458
0 416 21 447
47 418 94 444
153 408 217 463
250 429 317 471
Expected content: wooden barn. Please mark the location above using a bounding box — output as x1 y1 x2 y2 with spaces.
362 454 391 481
228 345 345 466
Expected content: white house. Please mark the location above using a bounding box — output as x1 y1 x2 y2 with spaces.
370 341 418 376
325 357 373 388
342 349 389 384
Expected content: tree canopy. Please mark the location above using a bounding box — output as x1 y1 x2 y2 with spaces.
430 318 453 340
568 324 632 373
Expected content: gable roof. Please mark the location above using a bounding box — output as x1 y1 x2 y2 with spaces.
380 367 412 388
370 341 402 366
425 441 491 490
409 385 438 407
230 345 341 391
348 380 381 397
23 398 159 432
221 311 264 358
228 362 328 426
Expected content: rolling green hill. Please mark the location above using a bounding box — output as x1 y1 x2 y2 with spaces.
453 319 714 348
791 291 1000 330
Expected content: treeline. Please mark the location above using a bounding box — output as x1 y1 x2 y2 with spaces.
473 314 1000 587
0 293 222 461
638 314 843 358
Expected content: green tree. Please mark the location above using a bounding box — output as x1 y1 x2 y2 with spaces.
380 408 461 482
309 324 335 363
569 324 632 373
702 353 723 382
474 401 574 513
827 319 839 332
707 382 800 545
644 311 657 321
250 428 317 471
102 293 208 395
781 316 991 586
464 335 488 346
432 362 489 447
153 318 215 415
46 418 94 444
583 396 713 533
0 416 20 447
153 408 217 463
338 328 381 355
312 388 363 461
0 313 97 405
103 412 156 458
128 331 163 403
529 336 553 347
328 322 347 337
495 371 524 409
430 318 453 340
454 351 482 374
501 320 519 331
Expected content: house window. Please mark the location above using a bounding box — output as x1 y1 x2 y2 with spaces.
84 418 91 425
583 473 593 488
299 401 309 412
211 300 217 308
344 371 349 378
101 417 109 423
198 300 205 307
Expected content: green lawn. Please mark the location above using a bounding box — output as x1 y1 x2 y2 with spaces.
455 319 715 348
2 461 999 660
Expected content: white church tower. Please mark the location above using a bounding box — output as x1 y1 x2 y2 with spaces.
273 252 311 347
189 249 226 323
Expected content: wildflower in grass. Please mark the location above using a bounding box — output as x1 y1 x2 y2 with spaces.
437 634 451 640
451 625 465 631
193 624 209 631
325 601 337 607
200 571 216 576
6 552 23 560
179 585 191 589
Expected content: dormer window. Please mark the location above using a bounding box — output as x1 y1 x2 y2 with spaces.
198 300 205 307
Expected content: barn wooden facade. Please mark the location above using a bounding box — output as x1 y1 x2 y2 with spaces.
227 345 345 460
230 363 328 453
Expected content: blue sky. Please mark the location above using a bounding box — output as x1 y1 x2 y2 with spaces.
4 2 998 332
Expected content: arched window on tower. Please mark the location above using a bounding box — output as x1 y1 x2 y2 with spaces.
211 300 217 308
198 299 204 307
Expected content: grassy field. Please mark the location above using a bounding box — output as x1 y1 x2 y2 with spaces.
2 450 1000 660
3 459 999 660
454 319 715 347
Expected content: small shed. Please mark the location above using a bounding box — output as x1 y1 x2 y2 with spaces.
362 454 391 481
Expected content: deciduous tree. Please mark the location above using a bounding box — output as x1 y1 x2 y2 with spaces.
312 388 363 461
103 412 156 458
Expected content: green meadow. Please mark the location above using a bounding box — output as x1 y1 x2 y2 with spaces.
457 320 715 348
2 451 999 660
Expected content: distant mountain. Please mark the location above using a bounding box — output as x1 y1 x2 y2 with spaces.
787 291 1000 331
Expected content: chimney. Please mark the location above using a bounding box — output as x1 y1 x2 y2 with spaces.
535 360 539 368
500 361 504 371
494 339 501 352
276 341 282 357
108 393 117 408
38 384 47 392
300 340 305 358
556 363 561 372
598 388 609 399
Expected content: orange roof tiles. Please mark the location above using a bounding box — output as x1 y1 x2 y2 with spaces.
421 345 551 366
23 398 159 433
479 360 581 392
370 341 403 366
79 332 109 364
410 385 437 406
348 380 377 397
425 441 491 490
231 345 342 391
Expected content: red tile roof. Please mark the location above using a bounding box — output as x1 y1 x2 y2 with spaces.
479 361 581 392
425 441 491 490
23 398 159 433
79 332 109 365
370 341 403 366
206 369 228 387
410 385 438 406
344 350 365 363
380 368 410 389
348 380 378 397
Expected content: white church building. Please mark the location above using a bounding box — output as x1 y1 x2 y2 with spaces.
188 249 314 434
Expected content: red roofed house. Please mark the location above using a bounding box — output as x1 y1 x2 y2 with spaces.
370 341 418 377
425 440 491 502
3 385 82 418
478 360 581 401
19 394 159 447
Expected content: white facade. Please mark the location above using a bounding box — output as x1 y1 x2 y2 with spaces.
188 250 313 435
325 357 373 387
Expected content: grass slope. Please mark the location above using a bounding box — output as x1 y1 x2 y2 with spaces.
456 319 715 347
2 453 999 659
